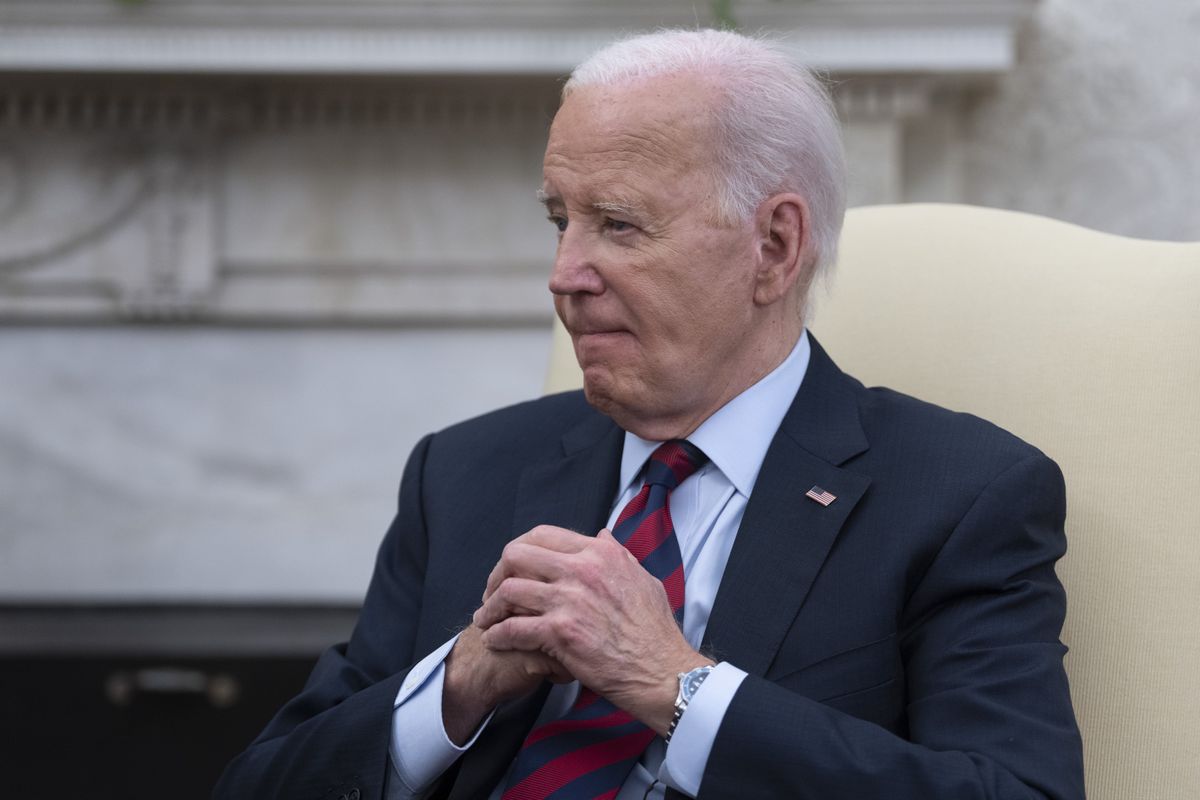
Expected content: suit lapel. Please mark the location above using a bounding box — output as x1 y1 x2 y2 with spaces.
449 406 623 799
702 338 872 677
511 411 624 538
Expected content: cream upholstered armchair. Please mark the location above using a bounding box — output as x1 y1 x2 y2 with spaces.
544 203 1200 799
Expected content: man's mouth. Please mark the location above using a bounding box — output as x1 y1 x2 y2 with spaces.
567 319 628 336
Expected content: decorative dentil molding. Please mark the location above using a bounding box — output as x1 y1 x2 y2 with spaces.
0 80 561 133
0 79 929 134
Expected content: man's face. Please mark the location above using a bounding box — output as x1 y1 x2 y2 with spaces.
542 75 765 437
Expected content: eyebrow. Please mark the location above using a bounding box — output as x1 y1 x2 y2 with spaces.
535 189 647 218
592 200 646 217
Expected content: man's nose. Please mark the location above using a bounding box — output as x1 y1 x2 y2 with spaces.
548 228 604 296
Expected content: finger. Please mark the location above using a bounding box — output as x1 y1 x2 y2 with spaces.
483 527 582 600
482 558 509 603
483 540 570 600
473 577 553 629
482 527 595 601
480 614 555 654
523 525 593 554
518 653 574 685
594 527 638 567
522 650 573 684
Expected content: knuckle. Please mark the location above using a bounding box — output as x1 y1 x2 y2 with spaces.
595 537 627 565
500 579 526 608
529 524 557 543
574 559 602 587
490 594 510 617
552 614 582 649
493 618 515 641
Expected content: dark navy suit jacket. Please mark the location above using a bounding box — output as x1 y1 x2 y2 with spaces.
214 338 1085 799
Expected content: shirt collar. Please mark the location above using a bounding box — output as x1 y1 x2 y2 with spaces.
618 329 812 498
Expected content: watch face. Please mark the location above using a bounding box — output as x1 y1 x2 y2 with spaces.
682 668 711 701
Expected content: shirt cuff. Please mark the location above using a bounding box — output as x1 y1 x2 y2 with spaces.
658 662 747 798
389 634 496 795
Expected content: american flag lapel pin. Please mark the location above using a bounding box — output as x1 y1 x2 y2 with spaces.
805 485 837 507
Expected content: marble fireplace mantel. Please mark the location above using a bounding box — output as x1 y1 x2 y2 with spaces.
0 0 1037 325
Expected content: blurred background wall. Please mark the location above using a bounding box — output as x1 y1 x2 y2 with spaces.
0 0 1196 793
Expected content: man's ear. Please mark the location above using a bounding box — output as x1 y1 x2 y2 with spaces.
753 193 811 307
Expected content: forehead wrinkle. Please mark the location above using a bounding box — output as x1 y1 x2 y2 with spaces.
548 73 722 171
546 122 704 178
543 105 719 221
609 128 701 177
543 152 651 211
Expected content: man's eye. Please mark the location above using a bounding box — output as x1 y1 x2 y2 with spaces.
605 218 635 234
547 215 567 232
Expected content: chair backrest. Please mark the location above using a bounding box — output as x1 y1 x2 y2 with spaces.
543 203 1200 799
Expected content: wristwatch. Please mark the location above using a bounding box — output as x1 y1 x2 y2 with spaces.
666 664 714 743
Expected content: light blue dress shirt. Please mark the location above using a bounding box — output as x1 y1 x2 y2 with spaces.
387 331 812 799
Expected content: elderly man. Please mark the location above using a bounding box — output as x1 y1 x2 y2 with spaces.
216 29 1084 800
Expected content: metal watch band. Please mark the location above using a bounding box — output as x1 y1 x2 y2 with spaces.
665 665 714 743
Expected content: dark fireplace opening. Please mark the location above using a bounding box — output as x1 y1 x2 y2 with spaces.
0 603 359 798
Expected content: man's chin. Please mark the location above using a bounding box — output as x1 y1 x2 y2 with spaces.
580 368 615 409
580 371 664 438
580 368 633 421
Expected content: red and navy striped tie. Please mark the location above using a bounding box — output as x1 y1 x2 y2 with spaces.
500 440 708 800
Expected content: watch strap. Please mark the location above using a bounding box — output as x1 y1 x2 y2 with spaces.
665 665 714 743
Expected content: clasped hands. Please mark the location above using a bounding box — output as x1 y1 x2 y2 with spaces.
442 525 712 745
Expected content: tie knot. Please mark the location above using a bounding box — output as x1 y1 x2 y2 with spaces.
643 440 708 490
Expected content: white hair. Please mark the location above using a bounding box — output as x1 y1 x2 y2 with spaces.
564 29 847 284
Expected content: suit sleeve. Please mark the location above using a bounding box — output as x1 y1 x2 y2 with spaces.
697 453 1085 800
213 434 440 800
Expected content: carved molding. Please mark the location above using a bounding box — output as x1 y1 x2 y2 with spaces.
0 24 1027 76
128 144 217 320
0 1 1037 76
0 86 224 132
0 72 975 323
0 140 150 276
0 0 1035 26
0 132 220 321
835 80 934 121
0 0 1042 323
0 81 559 133
0 149 22 223
0 77 935 132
